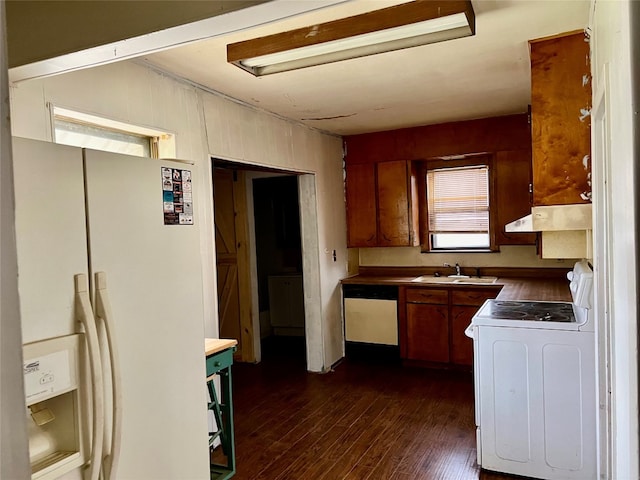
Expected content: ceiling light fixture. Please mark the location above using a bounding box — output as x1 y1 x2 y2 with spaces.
227 0 475 76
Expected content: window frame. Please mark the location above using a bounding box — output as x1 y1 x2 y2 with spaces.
49 104 176 159
418 155 498 253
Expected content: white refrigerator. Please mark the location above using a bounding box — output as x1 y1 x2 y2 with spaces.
14 137 210 479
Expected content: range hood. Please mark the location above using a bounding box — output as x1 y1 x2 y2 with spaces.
505 204 592 232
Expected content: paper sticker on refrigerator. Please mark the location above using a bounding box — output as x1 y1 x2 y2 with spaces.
162 167 194 225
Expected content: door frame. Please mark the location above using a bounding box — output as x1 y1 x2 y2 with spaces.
592 62 613 479
212 158 324 372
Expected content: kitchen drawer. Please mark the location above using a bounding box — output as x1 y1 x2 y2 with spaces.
206 346 235 374
451 288 499 306
406 288 449 305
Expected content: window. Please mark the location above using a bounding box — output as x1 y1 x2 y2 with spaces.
51 106 176 158
54 117 154 157
422 160 494 251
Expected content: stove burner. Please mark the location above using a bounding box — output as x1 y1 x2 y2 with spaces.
490 309 529 318
493 301 527 308
534 313 572 322
480 300 576 323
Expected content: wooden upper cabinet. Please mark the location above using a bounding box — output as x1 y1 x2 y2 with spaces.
377 161 418 247
494 150 536 245
346 163 377 247
345 160 418 248
530 32 592 206
344 113 539 248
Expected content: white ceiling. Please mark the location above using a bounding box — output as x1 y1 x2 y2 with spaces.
142 0 591 136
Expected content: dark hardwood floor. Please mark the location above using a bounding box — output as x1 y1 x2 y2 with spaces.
227 336 517 480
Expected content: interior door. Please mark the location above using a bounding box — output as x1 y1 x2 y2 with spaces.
83 149 209 479
213 168 253 362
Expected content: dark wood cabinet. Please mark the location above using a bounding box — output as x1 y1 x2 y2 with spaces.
404 287 449 363
530 31 591 206
345 163 377 247
377 161 417 246
450 289 500 307
345 160 418 248
344 114 538 249
401 285 500 367
406 288 448 304
406 303 449 363
494 150 536 245
450 306 475 365
450 288 500 366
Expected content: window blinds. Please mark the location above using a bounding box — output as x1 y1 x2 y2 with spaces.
427 166 489 233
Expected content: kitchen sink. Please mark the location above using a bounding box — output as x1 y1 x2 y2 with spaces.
411 275 457 283
411 275 498 284
451 276 498 284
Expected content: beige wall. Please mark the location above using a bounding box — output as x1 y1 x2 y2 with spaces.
201 85 347 368
9 60 347 371
358 245 577 269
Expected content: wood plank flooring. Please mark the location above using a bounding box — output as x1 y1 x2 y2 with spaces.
226 337 518 480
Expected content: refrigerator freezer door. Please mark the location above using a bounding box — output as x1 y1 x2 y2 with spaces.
13 138 89 344
83 149 209 479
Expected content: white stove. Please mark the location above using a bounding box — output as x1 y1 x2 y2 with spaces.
471 259 593 331
466 260 597 480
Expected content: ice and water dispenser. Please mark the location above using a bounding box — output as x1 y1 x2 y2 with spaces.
23 334 86 479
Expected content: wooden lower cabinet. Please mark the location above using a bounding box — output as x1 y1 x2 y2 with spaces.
406 303 449 363
450 306 476 366
401 286 500 368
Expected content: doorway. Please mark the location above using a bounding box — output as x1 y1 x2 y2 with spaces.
253 175 306 366
212 159 315 368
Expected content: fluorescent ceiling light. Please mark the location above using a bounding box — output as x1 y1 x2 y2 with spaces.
241 14 469 69
227 0 475 76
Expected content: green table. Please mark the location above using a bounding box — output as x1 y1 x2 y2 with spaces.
205 338 238 480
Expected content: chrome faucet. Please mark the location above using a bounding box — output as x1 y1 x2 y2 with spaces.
444 262 462 276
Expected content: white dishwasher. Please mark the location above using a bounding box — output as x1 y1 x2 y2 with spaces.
342 284 398 346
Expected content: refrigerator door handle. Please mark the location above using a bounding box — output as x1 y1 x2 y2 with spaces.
94 272 122 480
74 274 104 480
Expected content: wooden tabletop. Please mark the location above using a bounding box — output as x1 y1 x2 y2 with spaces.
205 338 238 357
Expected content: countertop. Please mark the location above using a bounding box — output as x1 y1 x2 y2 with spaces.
205 338 238 357
341 275 572 302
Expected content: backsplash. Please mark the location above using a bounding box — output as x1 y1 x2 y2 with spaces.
356 245 577 269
